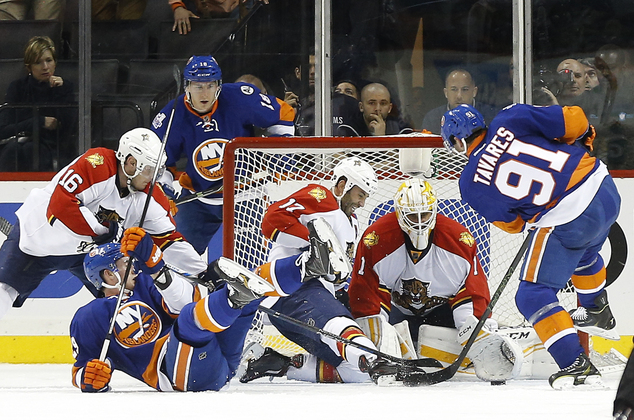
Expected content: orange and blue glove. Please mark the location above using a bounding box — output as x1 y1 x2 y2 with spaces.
580 125 596 152
81 359 112 393
121 227 164 274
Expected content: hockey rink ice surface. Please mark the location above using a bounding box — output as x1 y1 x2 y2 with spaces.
0 363 623 420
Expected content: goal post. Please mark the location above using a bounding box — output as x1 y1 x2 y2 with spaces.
221 135 578 351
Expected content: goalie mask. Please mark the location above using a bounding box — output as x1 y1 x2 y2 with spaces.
116 128 166 186
394 178 438 250
332 157 378 199
441 104 486 156
184 55 222 112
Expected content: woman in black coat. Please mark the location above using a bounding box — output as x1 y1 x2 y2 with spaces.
0 36 75 171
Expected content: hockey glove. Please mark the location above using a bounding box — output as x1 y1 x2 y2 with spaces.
579 124 596 152
457 315 523 382
121 227 165 274
81 359 112 393
159 182 179 217
93 221 119 245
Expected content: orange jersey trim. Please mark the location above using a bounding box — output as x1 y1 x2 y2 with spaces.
523 227 552 282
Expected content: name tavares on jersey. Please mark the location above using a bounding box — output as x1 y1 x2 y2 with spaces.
473 126 514 186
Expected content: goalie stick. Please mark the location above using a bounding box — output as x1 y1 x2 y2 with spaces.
401 232 532 386
257 305 442 370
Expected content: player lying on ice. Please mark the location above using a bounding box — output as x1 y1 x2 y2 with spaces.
239 169 523 384
71 219 406 392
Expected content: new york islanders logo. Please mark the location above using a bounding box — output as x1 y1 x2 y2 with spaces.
114 301 162 348
192 138 229 181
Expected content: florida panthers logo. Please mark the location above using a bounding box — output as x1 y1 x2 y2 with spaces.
392 278 448 316
192 138 229 181
95 206 124 224
114 301 162 348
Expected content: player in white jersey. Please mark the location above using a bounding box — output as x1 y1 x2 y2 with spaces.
240 158 407 384
0 128 207 320
348 178 522 382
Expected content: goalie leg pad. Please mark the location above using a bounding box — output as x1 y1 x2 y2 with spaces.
356 315 402 358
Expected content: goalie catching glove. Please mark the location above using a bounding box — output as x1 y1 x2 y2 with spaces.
80 359 112 393
121 227 164 275
457 315 523 381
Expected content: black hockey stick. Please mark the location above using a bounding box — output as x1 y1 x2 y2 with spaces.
257 305 442 369
173 184 224 206
401 232 532 386
99 65 182 361
173 170 273 206
0 216 13 237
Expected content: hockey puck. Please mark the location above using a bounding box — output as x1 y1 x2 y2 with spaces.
491 380 506 386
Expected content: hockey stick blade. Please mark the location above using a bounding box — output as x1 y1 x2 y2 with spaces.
258 305 442 369
401 233 532 386
0 216 13 236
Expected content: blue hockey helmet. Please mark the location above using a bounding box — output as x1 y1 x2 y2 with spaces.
83 243 125 290
441 104 486 155
183 55 222 84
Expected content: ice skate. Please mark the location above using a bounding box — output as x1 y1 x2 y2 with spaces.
301 217 352 282
214 257 275 308
548 353 602 390
569 290 619 340
239 344 304 383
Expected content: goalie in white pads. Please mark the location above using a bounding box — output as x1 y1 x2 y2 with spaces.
240 158 404 384
348 178 523 382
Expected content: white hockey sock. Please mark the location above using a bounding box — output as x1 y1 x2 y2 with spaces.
323 316 377 370
287 353 318 383
0 283 19 320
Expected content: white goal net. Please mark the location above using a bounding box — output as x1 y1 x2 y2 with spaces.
222 135 578 356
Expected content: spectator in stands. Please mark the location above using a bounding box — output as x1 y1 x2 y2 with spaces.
555 59 586 106
337 82 413 136
0 0 63 20
421 68 495 134
282 52 315 136
170 0 269 35
576 57 607 122
92 0 147 20
0 36 75 171
235 74 268 94
334 80 360 101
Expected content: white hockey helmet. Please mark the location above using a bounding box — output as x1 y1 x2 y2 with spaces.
394 178 438 250
116 128 167 180
332 157 378 198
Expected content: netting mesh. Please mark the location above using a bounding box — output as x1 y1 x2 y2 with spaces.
227 141 577 354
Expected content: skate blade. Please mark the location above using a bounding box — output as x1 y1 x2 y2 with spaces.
236 342 266 380
576 325 620 341
311 218 352 276
376 375 403 387
217 257 275 295
551 375 605 390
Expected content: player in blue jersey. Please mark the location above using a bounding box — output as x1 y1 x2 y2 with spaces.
440 103 621 389
70 224 318 392
151 55 295 258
